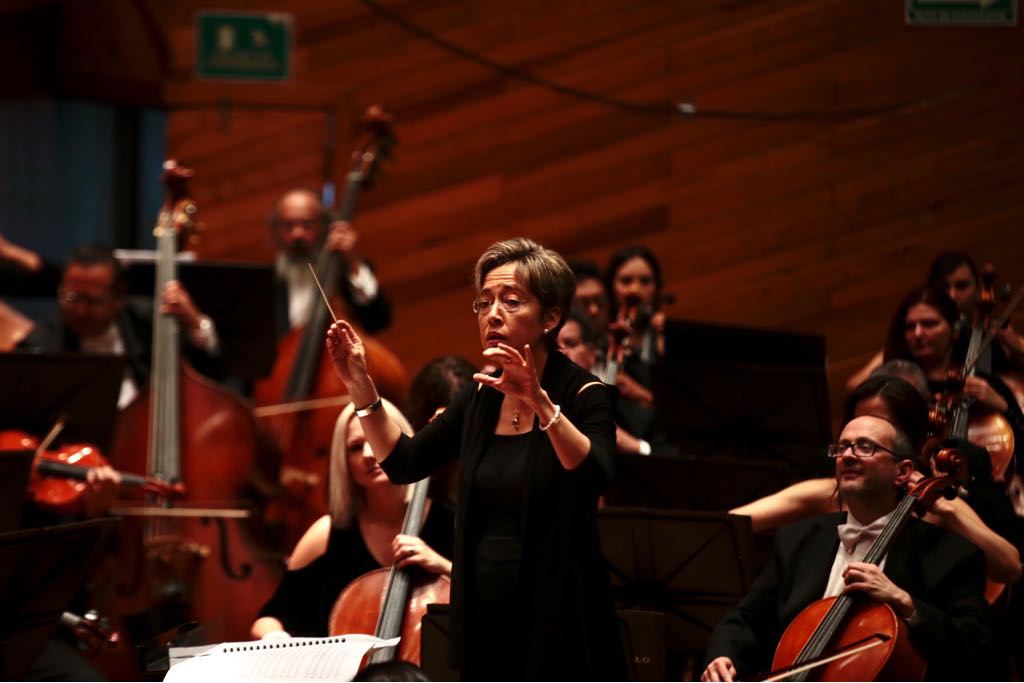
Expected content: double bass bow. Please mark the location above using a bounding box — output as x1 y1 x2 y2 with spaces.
765 447 969 682
255 105 408 551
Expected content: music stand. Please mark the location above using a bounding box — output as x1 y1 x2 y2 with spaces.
0 518 119 679
597 507 754 666
0 353 123 452
0 450 33 533
119 258 278 380
653 319 833 480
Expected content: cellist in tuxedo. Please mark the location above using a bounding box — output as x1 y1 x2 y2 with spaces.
702 411 991 682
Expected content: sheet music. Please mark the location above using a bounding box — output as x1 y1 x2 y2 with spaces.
163 634 400 682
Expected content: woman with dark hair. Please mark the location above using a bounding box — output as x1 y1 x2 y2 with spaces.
326 238 627 680
848 251 1024 389
605 245 665 363
405 355 477 431
882 287 1021 427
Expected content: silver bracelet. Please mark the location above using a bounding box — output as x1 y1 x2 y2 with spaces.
355 397 383 418
539 404 562 431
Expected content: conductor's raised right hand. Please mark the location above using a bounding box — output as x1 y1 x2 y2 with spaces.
326 320 372 393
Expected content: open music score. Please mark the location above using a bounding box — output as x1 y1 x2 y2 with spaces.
164 634 399 681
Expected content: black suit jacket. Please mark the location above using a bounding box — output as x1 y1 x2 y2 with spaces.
706 512 991 681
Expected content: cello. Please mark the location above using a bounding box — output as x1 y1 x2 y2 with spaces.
766 447 968 682
255 105 408 551
106 160 281 643
327 475 450 667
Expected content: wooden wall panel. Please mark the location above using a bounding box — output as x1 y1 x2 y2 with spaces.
50 0 1024 430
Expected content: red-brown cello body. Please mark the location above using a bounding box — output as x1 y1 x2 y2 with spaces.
327 477 449 667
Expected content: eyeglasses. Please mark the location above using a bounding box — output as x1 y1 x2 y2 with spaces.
826 438 900 460
472 294 528 317
58 289 114 308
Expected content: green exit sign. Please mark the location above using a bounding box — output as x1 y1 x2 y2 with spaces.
906 0 1017 25
196 11 292 80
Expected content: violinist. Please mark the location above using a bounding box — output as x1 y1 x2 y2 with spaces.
251 399 453 639
883 286 1024 454
558 310 677 457
846 251 1024 390
702 411 991 682
16 245 220 408
326 238 628 680
269 188 391 335
927 251 1024 371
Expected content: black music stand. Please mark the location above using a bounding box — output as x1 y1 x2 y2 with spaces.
0 450 34 533
120 258 278 380
597 507 754 677
0 518 119 679
653 319 833 480
0 353 124 452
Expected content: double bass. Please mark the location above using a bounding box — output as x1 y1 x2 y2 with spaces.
106 160 281 642
255 106 408 550
766 447 968 682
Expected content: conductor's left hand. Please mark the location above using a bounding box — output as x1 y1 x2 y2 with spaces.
473 343 544 408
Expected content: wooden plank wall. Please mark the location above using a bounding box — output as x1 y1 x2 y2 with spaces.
149 0 1023 428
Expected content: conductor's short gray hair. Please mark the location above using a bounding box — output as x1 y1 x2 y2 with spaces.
473 237 575 349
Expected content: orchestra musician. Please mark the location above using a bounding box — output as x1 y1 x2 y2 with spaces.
702 410 992 682
325 238 628 680
569 260 611 351
847 251 1024 390
16 244 220 408
251 398 453 639
268 188 391 336
883 286 1024 449
731 375 1022 586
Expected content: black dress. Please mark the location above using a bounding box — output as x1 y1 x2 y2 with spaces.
257 505 454 637
380 350 628 681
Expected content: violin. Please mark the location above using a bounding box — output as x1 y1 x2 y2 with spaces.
926 267 1022 482
0 428 182 515
766 447 968 682
327 476 450 667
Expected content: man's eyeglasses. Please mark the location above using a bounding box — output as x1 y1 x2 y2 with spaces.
826 438 900 460
472 294 528 317
58 289 114 308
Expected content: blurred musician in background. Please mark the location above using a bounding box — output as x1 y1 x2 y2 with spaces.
16 245 219 409
569 260 611 350
558 309 676 457
268 188 391 336
847 251 1024 390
